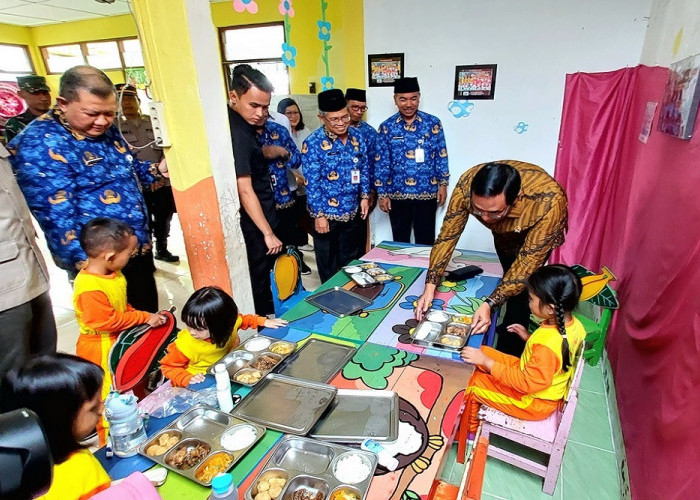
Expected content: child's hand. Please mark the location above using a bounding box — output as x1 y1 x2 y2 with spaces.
146 313 167 327
461 346 486 365
264 318 288 329
507 324 530 341
189 373 206 385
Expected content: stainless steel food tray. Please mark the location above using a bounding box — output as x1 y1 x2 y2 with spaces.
138 404 265 486
207 334 296 387
232 373 337 435
342 262 394 287
277 338 356 383
244 435 378 500
305 286 373 317
409 311 473 350
309 389 399 443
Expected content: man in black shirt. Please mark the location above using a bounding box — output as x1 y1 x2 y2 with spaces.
228 65 283 316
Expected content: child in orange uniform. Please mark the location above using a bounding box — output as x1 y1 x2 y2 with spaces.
461 265 585 440
73 217 166 444
160 286 287 387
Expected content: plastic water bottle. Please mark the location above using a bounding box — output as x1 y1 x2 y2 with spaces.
104 393 148 458
208 473 239 500
215 363 234 413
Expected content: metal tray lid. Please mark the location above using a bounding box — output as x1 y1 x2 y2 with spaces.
305 286 373 317
232 373 337 435
309 389 399 443
277 338 356 383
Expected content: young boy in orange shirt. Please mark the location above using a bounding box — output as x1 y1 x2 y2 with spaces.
73 217 166 444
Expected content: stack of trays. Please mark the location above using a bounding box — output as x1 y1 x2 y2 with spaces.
409 310 473 350
138 405 265 486
342 262 393 287
245 436 378 500
208 334 296 387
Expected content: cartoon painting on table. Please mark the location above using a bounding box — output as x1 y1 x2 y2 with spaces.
336 343 469 500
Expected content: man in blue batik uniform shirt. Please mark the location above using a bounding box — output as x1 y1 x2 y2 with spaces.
9 65 160 312
302 89 370 282
376 77 449 245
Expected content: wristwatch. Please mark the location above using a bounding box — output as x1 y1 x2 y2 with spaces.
483 297 497 309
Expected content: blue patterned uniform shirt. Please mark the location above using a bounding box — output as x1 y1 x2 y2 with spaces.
376 110 449 199
8 108 154 271
257 120 301 210
301 126 370 222
353 120 380 187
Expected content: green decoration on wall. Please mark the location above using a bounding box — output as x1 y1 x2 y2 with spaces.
317 0 334 89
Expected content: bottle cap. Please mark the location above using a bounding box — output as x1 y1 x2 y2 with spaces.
214 363 227 373
211 473 234 494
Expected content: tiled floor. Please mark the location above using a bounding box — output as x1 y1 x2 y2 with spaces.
43 220 621 498
438 359 623 499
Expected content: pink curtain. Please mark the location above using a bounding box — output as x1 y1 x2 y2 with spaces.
552 66 700 500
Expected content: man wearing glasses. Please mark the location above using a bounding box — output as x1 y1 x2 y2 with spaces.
415 161 568 356
301 89 370 282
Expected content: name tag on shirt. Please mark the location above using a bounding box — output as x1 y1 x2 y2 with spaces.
415 147 425 163
351 169 360 184
270 174 277 187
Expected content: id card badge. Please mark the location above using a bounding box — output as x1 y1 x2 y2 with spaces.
351 169 361 184
415 147 425 163
270 174 277 187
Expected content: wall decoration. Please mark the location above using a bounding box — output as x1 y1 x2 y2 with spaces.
638 102 657 143
280 0 296 68
317 0 334 90
368 53 404 87
513 121 529 134
447 100 474 118
453 64 497 100
658 53 700 139
233 0 258 14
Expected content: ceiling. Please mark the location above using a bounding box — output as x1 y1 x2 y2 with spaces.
0 0 229 27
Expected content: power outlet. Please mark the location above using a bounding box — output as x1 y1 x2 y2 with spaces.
147 101 171 147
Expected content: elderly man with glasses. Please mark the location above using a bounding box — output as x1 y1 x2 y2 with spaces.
301 89 370 282
415 161 568 356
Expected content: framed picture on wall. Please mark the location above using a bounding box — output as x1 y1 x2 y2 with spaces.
453 64 497 100
658 53 700 140
368 53 404 87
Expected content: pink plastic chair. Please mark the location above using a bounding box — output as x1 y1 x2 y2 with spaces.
476 348 585 495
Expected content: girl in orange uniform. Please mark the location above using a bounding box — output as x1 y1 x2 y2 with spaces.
461 265 585 439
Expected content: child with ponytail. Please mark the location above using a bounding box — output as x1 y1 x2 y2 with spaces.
460 264 585 440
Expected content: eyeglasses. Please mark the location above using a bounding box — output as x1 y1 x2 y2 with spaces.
349 105 368 112
471 203 511 220
324 114 351 125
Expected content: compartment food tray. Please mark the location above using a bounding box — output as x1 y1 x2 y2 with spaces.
138 404 265 486
232 374 338 435
208 334 297 387
305 287 373 317
245 435 378 500
342 262 394 287
277 338 356 383
409 310 473 350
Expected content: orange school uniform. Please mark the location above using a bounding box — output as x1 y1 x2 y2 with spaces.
463 318 585 434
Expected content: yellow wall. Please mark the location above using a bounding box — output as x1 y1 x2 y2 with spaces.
1 2 365 95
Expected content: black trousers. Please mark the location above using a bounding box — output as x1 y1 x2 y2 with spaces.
276 203 306 248
494 248 552 356
313 213 364 283
144 186 177 250
69 252 159 313
388 198 438 245
0 291 57 377
241 218 277 317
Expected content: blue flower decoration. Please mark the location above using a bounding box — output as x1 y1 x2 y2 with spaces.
399 295 445 311
320 76 334 90
448 100 474 118
317 20 332 41
514 121 529 134
281 43 297 68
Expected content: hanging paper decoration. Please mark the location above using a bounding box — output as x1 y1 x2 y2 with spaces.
233 0 258 14
280 1 297 68
318 0 334 89
447 100 474 118
514 121 529 134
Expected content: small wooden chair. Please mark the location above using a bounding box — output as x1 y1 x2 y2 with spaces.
479 348 585 495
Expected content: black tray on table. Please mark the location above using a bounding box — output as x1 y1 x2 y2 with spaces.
305 286 373 317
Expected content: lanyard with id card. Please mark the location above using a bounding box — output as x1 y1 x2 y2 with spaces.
415 139 425 163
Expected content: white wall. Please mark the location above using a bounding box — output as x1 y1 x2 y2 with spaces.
641 0 700 66
364 0 651 252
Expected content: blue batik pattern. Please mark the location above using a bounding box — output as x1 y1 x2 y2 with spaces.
258 120 301 209
376 110 449 199
354 120 381 188
301 126 370 222
8 109 154 271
